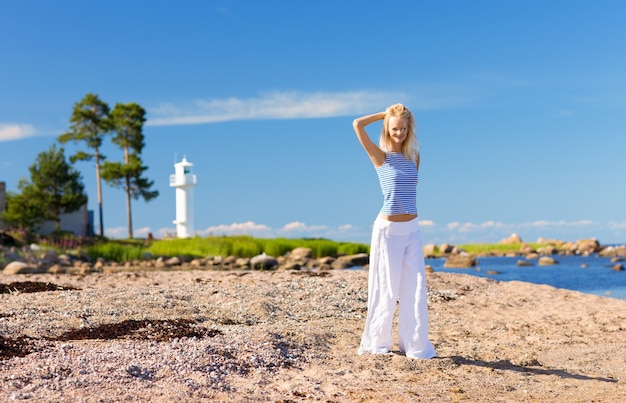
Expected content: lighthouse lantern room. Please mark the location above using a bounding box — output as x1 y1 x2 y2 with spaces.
169 157 197 238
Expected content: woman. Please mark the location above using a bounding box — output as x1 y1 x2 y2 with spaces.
353 103 436 359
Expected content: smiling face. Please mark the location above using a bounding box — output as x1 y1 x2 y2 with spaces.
387 116 408 149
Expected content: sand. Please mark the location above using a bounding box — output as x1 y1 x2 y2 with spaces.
1 268 625 402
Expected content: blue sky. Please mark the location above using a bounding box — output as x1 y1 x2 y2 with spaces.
1 0 625 245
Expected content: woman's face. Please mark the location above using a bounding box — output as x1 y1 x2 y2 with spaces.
388 116 408 146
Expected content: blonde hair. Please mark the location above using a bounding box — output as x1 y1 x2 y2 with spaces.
379 103 419 162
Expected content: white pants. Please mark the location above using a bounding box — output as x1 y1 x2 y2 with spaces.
358 216 436 359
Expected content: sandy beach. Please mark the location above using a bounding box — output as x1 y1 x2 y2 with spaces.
1 268 625 402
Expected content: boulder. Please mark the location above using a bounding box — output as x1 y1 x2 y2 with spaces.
250 253 278 270
500 233 522 244
190 259 204 267
234 257 250 268
538 256 559 266
423 243 437 257
3 261 46 274
517 260 534 267
443 254 477 268
41 249 59 264
288 247 312 261
47 264 67 274
331 253 369 269
612 263 624 272
575 239 601 254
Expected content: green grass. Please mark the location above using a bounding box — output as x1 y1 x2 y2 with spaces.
81 235 370 262
457 242 544 255
86 242 145 262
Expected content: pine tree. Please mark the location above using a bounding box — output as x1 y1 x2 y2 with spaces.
101 102 158 239
58 93 111 237
1 144 87 232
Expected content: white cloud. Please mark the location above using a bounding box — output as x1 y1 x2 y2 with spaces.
104 226 127 239
283 221 307 231
146 90 404 126
134 227 153 237
282 221 328 233
608 221 626 230
0 124 37 142
199 221 271 236
528 220 595 228
419 220 435 227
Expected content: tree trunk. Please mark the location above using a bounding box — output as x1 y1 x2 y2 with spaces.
124 146 133 239
95 148 104 237
126 175 132 239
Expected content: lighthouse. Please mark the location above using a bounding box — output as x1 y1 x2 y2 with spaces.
169 157 197 238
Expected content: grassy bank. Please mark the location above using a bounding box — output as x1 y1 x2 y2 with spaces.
457 243 542 256
84 236 369 262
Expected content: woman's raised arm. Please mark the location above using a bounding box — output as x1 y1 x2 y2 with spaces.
352 111 386 167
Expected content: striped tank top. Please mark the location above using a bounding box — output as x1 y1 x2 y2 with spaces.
375 152 418 216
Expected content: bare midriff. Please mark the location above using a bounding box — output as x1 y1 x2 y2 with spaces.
379 213 418 222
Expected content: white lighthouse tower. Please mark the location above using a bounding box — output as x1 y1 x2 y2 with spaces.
169 157 197 238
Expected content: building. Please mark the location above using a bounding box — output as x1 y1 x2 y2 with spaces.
0 181 93 236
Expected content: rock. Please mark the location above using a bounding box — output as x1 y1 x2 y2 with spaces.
190 259 204 267
537 245 556 255
538 256 559 266
250 253 278 270
3 261 46 274
517 260 534 267
288 247 312 261
331 253 369 270
443 254 477 268
575 239 600 254
500 233 522 244
281 261 302 271
425 265 434 273
166 256 182 266
41 249 59 264
423 244 436 257
47 264 66 274
155 257 169 268
612 263 624 272
439 243 454 254
234 257 250 268
520 244 535 254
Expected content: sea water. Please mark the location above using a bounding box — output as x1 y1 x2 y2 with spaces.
425 254 626 300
